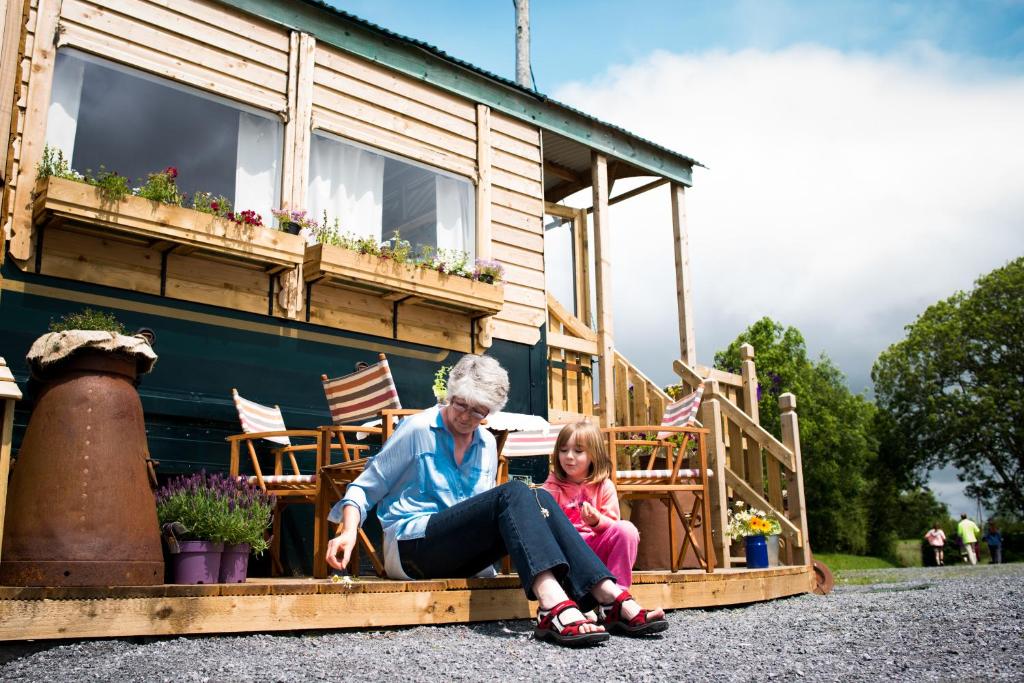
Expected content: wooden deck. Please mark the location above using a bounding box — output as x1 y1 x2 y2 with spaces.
0 566 815 641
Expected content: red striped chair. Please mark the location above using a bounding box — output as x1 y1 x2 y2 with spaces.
315 353 402 578
607 385 714 573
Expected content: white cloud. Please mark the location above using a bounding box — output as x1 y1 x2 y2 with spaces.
550 45 1024 393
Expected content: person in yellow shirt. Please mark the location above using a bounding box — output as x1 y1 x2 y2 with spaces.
957 513 981 565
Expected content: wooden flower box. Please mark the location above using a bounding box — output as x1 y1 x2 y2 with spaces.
32 176 305 272
304 243 504 316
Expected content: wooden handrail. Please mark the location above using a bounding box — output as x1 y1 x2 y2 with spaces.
714 392 795 471
724 467 803 546
547 292 597 341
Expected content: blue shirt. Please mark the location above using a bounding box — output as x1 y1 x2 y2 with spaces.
329 405 497 578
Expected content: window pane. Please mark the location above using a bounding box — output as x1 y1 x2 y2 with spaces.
544 214 576 316
46 50 281 223
309 132 475 258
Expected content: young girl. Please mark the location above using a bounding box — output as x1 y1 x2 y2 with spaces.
542 421 640 587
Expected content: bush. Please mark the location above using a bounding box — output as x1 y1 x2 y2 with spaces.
48 308 127 335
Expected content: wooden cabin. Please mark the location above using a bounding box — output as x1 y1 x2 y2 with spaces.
0 0 815 639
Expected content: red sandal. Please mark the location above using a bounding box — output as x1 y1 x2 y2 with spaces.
600 590 669 636
534 599 609 647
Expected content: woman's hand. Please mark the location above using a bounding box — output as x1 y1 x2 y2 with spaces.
581 501 602 527
326 528 357 571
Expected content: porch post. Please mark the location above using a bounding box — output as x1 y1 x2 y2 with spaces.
670 183 696 367
0 357 23 562
740 343 765 495
591 152 615 425
701 380 731 568
779 393 810 565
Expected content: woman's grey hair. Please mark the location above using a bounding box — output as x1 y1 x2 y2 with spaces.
446 354 509 414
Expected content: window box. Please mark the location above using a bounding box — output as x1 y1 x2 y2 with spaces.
304 243 504 316
33 176 305 272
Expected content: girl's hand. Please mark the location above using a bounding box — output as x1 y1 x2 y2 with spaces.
581 501 602 527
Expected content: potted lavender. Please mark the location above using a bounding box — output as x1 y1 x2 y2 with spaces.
156 472 272 584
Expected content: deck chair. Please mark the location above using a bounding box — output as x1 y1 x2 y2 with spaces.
315 353 403 578
227 389 327 576
606 385 715 573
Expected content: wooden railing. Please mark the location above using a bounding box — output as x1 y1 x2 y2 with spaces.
613 351 672 426
674 344 809 568
546 293 597 422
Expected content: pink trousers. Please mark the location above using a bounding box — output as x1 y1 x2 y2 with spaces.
584 520 640 587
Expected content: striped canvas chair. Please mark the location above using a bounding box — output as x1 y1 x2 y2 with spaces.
314 353 402 578
226 389 325 575
606 384 715 573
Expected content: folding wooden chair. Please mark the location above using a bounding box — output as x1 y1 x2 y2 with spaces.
227 389 326 576
314 353 403 578
606 386 715 573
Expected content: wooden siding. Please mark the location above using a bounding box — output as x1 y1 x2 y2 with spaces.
3 0 548 351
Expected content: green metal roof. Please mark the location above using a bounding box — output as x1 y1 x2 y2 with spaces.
219 0 701 186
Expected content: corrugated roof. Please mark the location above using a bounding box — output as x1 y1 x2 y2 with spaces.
296 0 704 171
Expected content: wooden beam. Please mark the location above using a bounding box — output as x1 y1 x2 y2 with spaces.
9 0 60 262
475 104 492 260
546 292 595 340
701 381 731 568
779 393 810 564
0 0 28 187
543 160 581 184
591 152 616 426
582 177 669 213
574 207 592 325
671 183 696 367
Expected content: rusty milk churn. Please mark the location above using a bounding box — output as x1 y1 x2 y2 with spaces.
0 330 164 586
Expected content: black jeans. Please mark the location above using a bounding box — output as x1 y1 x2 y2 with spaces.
397 480 613 609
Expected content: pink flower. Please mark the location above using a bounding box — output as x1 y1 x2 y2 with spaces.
164 166 178 179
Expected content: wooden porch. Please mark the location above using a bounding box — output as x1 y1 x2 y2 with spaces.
0 566 815 641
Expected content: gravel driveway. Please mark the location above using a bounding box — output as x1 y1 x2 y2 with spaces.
2 563 1021 682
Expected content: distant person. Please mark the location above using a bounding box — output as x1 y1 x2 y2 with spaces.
957 514 981 565
983 521 1002 564
924 523 947 566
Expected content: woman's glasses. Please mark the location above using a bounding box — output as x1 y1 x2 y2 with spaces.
449 398 489 420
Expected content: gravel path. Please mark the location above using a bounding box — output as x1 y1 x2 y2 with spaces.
2 563 1022 682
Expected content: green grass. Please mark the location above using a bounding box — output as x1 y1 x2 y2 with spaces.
894 539 924 567
813 553 897 571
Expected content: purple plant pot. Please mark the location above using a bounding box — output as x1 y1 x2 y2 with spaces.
218 542 251 583
170 541 223 584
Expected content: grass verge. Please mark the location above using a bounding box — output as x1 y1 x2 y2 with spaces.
813 553 896 571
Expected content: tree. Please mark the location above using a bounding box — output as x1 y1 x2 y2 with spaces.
716 318 877 553
872 257 1024 519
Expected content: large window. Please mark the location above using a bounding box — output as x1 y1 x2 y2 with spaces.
46 49 282 225
308 131 475 257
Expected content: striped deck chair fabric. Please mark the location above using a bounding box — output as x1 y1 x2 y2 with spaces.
322 357 401 425
656 384 704 439
233 391 290 446
502 427 561 458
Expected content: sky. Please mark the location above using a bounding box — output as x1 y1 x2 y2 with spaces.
330 1 1024 518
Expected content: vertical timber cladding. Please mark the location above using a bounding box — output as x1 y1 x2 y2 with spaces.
310 42 547 350
7 0 291 313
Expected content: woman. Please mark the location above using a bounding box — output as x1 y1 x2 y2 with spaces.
326 354 667 646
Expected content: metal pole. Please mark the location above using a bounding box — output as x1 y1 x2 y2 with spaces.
514 0 531 89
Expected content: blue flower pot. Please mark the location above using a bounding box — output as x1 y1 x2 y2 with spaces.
745 534 769 569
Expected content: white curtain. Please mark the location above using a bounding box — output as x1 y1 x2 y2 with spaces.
308 135 384 240
435 175 474 259
234 112 280 227
45 54 85 160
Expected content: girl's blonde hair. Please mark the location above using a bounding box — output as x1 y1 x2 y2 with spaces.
551 421 611 484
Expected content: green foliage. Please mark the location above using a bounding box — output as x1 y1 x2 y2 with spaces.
36 145 83 181
48 307 127 335
193 192 232 218
136 166 183 206
85 166 131 203
872 257 1024 519
715 317 877 553
432 365 450 402
893 488 952 539
812 552 897 571
155 472 273 555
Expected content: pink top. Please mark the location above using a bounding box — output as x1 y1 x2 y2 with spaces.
541 474 620 534
925 528 946 547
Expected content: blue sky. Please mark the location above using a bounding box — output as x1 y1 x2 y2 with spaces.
330 2 1024 520
333 0 1024 86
